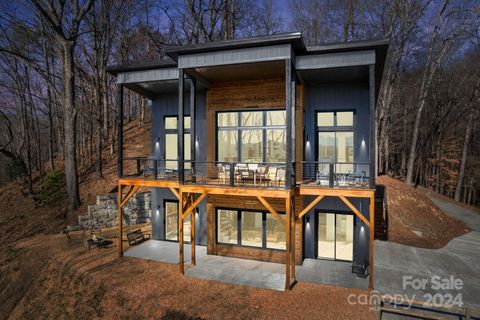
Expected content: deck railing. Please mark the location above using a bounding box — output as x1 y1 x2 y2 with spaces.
121 158 371 189
184 161 290 189
298 161 371 189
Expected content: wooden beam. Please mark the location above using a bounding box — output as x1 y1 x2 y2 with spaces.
179 191 184 274
182 192 207 220
191 193 196 266
338 195 370 227
285 195 291 290
120 185 141 208
299 187 375 198
118 183 123 257
297 195 324 220
180 185 291 198
118 178 179 188
290 194 296 284
169 187 180 200
257 196 285 226
369 195 375 289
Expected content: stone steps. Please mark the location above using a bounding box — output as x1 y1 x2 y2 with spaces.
78 192 151 228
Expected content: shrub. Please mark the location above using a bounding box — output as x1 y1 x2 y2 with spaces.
38 170 66 207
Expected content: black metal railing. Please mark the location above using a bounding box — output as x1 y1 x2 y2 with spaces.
299 162 371 189
183 161 291 189
122 157 179 180
122 158 371 189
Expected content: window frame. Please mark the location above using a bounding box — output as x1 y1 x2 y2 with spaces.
163 115 191 163
215 109 287 163
316 111 355 164
315 209 356 262
215 207 286 251
163 199 191 243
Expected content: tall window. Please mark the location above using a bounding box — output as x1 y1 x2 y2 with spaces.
216 208 286 250
317 212 354 261
164 116 191 169
217 110 286 163
317 111 354 173
164 200 191 242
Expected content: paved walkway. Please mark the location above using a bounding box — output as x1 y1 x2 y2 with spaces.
125 240 368 291
375 195 480 308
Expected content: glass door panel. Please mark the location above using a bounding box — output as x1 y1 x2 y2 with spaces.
335 214 353 261
165 202 178 241
318 213 335 259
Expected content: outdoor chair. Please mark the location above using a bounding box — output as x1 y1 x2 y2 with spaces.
352 257 369 278
256 165 270 185
127 229 151 246
316 163 330 186
216 163 228 184
274 167 286 186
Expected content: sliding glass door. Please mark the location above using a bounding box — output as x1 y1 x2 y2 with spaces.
317 212 354 261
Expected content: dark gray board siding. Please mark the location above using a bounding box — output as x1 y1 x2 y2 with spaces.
302 82 372 265
150 89 207 245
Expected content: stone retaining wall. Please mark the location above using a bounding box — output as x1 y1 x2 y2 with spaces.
78 192 151 228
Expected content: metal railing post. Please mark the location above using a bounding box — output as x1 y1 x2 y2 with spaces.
329 163 334 188
229 163 235 187
154 160 158 180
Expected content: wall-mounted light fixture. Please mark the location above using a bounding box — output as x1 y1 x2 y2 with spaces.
306 134 309 143
156 205 160 215
306 215 310 224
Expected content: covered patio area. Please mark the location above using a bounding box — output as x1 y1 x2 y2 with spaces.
124 240 368 291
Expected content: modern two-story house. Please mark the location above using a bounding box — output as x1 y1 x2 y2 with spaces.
108 32 388 290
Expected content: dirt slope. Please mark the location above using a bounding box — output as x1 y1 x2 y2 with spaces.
0 119 151 246
377 176 470 249
0 233 373 320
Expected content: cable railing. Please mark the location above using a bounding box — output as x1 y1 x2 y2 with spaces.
122 158 371 189
299 161 371 189
183 161 290 189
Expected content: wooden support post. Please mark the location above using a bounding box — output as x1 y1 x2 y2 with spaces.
118 183 123 257
369 194 375 289
191 193 196 265
179 191 184 274
285 195 291 290
291 194 296 284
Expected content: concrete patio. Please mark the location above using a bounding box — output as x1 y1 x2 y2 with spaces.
124 240 368 291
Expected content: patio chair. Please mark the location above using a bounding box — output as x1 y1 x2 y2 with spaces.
316 163 330 186
274 167 286 186
256 165 270 185
352 256 369 278
216 163 228 184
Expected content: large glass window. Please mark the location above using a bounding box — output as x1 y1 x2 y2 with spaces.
216 208 286 250
217 209 238 244
216 110 286 163
266 213 286 249
241 130 262 162
164 116 191 170
164 201 191 242
317 212 353 261
241 211 263 247
317 111 354 173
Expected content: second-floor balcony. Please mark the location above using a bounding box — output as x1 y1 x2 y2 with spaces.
121 158 372 190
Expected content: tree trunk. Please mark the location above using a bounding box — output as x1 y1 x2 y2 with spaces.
61 40 81 211
454 109 474 201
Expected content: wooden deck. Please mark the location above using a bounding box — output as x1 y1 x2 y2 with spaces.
117 176 376 290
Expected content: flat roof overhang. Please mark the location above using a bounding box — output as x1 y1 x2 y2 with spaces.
107 33 388 100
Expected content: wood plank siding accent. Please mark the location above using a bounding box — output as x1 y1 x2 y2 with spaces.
206 78 304 171
206 194 303 265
